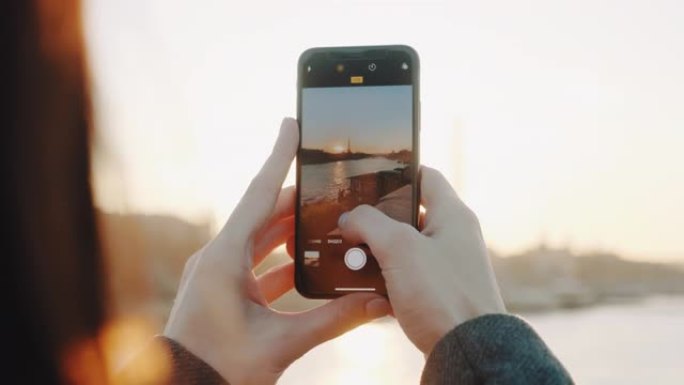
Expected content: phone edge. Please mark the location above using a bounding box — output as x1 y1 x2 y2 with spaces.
294 45 421 300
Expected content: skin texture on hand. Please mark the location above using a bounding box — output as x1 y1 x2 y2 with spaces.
338 167 506 355
163 118 390 385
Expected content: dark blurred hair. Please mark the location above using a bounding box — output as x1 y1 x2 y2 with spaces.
2 0 107 383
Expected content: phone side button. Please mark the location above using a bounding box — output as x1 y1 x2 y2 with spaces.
344 247 367 271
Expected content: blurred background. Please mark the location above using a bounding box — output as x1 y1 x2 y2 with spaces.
84 0 684 383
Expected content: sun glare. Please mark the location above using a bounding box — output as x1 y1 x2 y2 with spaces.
331 322 395 384
331 144 346 154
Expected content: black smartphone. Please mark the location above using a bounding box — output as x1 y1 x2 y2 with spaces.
295 45 420 298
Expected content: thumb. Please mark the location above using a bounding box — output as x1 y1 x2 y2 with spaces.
338 204 418 265
283 293 390 360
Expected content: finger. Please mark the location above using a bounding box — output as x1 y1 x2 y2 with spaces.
252 186 295 266
419 166 462 212
420 166 477 237
225 118 299 242
273 185 296 220
253 216 294 267
257 262 295 303
282 294 390 363
262 186 296 230
286 236 295 259
177 250 201 293
337 204 420 267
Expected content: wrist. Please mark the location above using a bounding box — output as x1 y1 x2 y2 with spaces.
422 305 507 355
420 312 460 355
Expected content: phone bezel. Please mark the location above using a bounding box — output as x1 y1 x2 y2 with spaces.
295 45 421 299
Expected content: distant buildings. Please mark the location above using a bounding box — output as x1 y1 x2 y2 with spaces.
493 244 684 311
100 211 684 322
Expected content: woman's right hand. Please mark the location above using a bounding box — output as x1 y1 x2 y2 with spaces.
338 166 506 355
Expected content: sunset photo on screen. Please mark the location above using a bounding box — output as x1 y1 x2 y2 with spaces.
299 85 414 241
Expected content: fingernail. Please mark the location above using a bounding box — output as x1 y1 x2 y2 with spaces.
365 298 390 318
338 212 349 228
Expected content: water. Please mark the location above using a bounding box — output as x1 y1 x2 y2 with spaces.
279 296 684 384
529 296 684 384
301 158 405 203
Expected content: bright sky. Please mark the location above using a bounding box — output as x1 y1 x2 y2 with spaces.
84 0 684 262
302 86 412 153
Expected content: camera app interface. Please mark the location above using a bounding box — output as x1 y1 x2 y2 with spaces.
299 85 414 292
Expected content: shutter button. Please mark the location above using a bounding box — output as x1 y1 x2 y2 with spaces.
344 247 367 271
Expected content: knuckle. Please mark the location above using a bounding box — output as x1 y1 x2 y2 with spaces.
461 206 481 229
421 166 439 180
183 252 199 272
352 204 374 216
383 223 415 250
247 174 275 198
348 204 374 223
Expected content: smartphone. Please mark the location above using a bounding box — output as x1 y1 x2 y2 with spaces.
295 45 420 298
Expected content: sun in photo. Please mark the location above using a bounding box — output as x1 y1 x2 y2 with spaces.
330 143 346 154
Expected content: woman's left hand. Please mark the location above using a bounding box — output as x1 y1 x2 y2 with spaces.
163 118 390 385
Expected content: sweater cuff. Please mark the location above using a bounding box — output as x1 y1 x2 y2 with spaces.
422 314 573 385
154 336 229 385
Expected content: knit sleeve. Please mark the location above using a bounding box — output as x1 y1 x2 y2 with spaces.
153 336 228 385
421 314 573 385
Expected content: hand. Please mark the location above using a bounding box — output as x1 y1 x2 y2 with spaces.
338 166 505 355
163 118 390 384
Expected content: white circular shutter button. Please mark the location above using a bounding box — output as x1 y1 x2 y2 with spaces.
344 247 367 271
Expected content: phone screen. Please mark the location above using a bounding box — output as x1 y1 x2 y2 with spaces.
296 47 419 297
